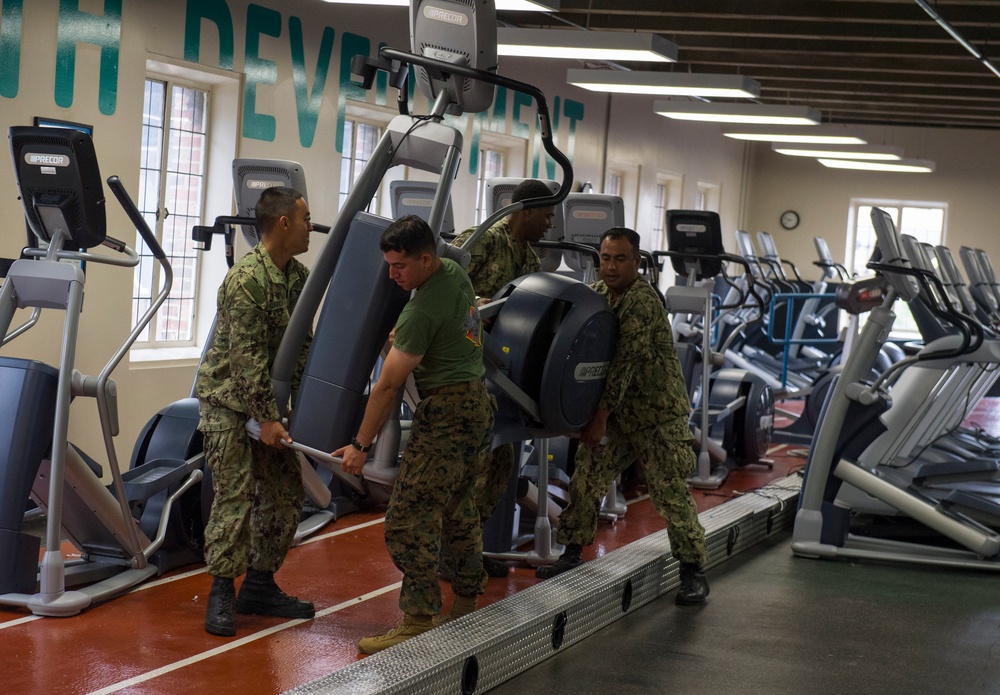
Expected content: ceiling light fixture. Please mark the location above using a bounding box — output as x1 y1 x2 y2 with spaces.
498 28 677 62
568 69 760 98
322 0 559 9
773 143 903 161
818 158 935 173
723 125 867 145
654 101 820 125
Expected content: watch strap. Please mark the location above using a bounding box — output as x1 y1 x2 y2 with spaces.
351 436 372 453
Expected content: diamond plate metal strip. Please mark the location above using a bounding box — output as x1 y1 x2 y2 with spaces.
286 475 801 695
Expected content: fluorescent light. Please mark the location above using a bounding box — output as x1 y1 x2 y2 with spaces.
724 125 867 145
497 0 559 8
818 158 935 173
498 28 677 62
323 0 559 8
322 0 408 4
773 143 903 161
568 69 759 98
654 101 820 125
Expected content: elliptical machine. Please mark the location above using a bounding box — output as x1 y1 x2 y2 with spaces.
792 207 1000 570
659 210 775 489
0 127 205 616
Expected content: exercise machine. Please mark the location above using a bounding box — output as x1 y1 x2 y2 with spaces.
792 206 1000 570
659 210 774 488
252 0 617 545
1 127 205 615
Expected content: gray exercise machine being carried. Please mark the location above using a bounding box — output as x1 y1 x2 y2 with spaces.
253 0 619 534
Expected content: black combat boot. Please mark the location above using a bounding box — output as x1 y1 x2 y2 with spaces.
235 569 315 619
675 563 710 605
483 554 511 578
205 576 236 636
535 543 584 579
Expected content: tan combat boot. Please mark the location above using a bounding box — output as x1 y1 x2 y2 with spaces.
357 614 434 654
433 594 478 626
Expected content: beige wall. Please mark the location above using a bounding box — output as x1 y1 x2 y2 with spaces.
2 0 998 466
743 124 1000 278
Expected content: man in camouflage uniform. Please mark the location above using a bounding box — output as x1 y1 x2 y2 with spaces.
452 179 555 577
197 186 316 637
536 227 710 606
334 215 495 654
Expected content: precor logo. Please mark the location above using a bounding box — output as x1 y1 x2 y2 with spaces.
574 361 610 381
423 5 469 26
247 179 283 190
26 153 70 167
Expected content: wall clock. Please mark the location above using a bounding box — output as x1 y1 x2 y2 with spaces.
780 210 800 230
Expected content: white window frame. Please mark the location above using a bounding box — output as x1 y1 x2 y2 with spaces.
605 161 641 233
340 116 384 215
133 76 208 349
475 146 506 224
130 57 239 366
649 172 683 252
696 181 721 212
847 198 948 339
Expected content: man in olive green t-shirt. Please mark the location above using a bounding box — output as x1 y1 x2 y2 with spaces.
334 215 495 654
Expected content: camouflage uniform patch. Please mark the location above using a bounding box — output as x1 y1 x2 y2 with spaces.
558 418 708 566
556 277 708 567
472 442 516 524
195 242 311 578
202 427 303 577
385 382 496 616
454 218 541 300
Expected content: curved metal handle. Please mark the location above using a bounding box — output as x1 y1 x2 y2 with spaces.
106 175 167 261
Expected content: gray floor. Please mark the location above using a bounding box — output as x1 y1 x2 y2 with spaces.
490 532 1000 695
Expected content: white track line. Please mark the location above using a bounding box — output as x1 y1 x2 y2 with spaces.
0 614 42 630
84 582 402 695
0 516 387 630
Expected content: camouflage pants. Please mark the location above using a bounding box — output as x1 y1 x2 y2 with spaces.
386 382 495 616
473 442 516 524
556 418 709 567
202 426 303 578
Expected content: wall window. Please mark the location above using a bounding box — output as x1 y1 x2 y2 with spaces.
849 200 947 337
475 147 505 223
649 173 683 251
605 171 622 198
650 183 667 249
696 181 720 212
605 162 639 231
340 119 382 214
134 78 207 345
849 203 946 276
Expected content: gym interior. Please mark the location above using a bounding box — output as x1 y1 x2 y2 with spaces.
4 2 1000 693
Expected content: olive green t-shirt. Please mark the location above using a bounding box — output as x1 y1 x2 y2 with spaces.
392 258 485 390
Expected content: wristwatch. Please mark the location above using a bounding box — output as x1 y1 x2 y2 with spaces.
350 436 372 453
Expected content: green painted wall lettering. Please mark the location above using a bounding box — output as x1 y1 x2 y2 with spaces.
183 0 234 70
0 0 22 99
54 0 121 115
289 17 334 148
243 3 281 142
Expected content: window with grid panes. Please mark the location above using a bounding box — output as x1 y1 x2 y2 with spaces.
133 78 207 344
475 148 505 224
340 119 382 213
849 201 946 337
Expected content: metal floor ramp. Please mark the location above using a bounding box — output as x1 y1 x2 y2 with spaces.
286 475 801 695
